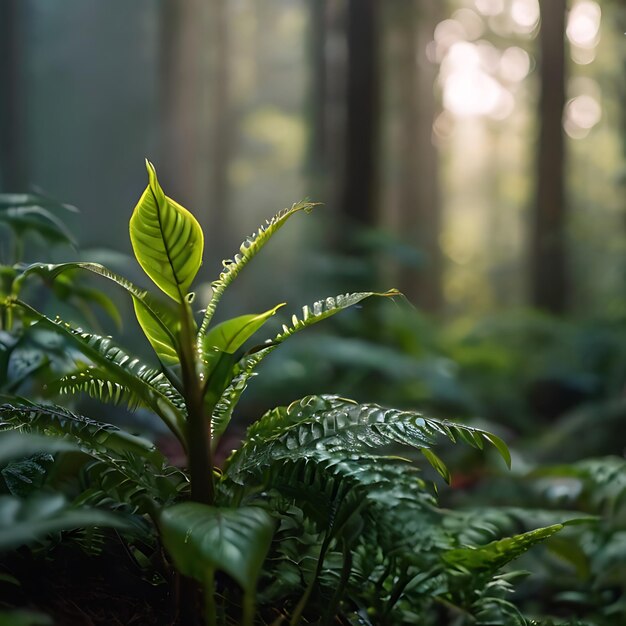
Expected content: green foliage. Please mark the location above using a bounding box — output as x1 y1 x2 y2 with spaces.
160 504 274 625
0 193 77 259
0 609 53 626
130 160 204 303
0 164 570 625
0 492 131 551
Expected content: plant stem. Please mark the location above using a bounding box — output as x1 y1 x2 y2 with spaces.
290 532 332 625
384 571 410 616
204 569 217 626
241 591 255 626
179 303 214 505
322 539 352 625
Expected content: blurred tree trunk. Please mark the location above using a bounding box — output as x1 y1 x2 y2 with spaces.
159 0 230 244
385 0 442 312
307 0 327 186
206 0 230 240
0 0 28 190
311 0 348 218
531 0 568 313
341 0 380 229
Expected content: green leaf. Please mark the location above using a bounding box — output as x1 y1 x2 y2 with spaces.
133 298 179 365
442 524 564 575
13 262 180 367
1 453 52 497
199 200 317 335
210 291 401 444
202 304 285 355
210 351 266 443
160 503 275 592
421 448 451 484
225 395 511 486
0 493 131 551
0 609 53 626
272 291 401 343
482 432 511 469
0 200 76 248
0 399 161 463
0 431 78 465
130 160 204 302
8 300 187 444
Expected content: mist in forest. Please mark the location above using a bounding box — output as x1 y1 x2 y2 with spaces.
1 0 624 319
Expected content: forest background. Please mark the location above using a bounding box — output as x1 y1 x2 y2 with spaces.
1 0 623 322
1 1 625 623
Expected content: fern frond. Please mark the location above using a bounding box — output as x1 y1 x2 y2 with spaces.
0 401 188 516
9 299 187 444
469 574 531 626
199 200 317 335
52 366 138 407
533 456 626 513
211 291 401 443
225 395 510 485
49 363 186 416
77 454 188 515
274 290 401 343
0 399 161 463
442 524 563 578
14 262 180 368
211 348 268 443
1 452 53 497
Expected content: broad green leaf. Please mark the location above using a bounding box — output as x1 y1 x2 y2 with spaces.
130 161 204 302
160 503 275 592
0 493 131 551
0 193 76 213
202 350 238 403
199 200 317 334
133 298 179 365
202 304 285 355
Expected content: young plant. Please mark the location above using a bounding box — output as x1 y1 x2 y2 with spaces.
0 163 568 625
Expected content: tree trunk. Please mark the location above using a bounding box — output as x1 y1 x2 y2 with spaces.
0 0 28 190
341 0 380 229
307 0 327 184
531 0 568 313
318 0 348 220
384 0 442 312
159 0 230 246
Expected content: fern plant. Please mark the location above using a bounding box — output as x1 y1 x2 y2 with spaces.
0 163 568 625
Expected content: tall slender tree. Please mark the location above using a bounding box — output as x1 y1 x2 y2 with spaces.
159 0 230 249
0 0 28 190
341 0 380 229
531 0 568 313
384 0 442 312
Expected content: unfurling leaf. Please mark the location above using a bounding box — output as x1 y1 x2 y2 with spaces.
130 161 204 302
